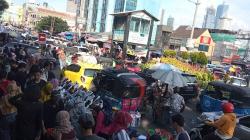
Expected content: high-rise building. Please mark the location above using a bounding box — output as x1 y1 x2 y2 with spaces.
215 2 231 30
114 0 137 13
167 16 174 30
66 0 77 13
202 6 216 29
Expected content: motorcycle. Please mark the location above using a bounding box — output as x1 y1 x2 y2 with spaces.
189 112 240 140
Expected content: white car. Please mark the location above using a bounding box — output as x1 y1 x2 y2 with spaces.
229 76 247 87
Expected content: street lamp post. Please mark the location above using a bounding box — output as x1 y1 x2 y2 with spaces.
187 0 201 49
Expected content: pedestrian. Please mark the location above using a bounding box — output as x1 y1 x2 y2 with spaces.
171 114 190 140
0 81 22 140
109 111 133 140
0 70 10 97
40 82 54 103
26 66 46 90
170 87 185 113
203 102 237 140
9 85 43 140
49 110 76 140
15 62 27 91
43 91 64 129
78 111 105 140
41 61 55 82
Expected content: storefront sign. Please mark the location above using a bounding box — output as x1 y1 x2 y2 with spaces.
200 36 211 45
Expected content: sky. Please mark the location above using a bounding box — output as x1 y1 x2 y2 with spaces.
13 0 250 30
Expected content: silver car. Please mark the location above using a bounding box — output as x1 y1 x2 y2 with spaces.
234 115 250 140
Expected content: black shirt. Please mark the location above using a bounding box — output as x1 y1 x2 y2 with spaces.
9 94 43 139
79 135 106 140
26 79 46 90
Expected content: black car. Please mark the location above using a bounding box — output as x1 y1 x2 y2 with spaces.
180 73 199 100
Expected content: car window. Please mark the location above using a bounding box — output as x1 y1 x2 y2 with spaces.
79 48 89 52
65 64 81 72
84 69 99 77
183 75 197 83
239 116 250 128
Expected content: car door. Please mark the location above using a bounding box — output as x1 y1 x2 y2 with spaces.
234 116 250 140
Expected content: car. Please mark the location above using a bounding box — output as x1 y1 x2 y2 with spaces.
229 76 247 87
234 115 250 140
197 81 250 115
2 42 39 54
180 73 199 100
63 63 103 90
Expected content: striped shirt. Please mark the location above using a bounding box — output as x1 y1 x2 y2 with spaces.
112 129 130 140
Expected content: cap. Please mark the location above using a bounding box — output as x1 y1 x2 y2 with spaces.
79 111 95 129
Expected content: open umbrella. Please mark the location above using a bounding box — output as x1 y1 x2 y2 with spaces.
151 63 181 73
151 69 187 87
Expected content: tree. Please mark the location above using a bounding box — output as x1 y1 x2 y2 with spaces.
180 52 189 60
163 49 177 58
197 52 208 65
190 52 198 63
36 16 69 34
0 0 9 15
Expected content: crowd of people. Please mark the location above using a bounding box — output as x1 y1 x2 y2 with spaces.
0 42 238 140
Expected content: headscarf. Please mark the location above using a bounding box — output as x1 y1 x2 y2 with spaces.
40 82 53 102
109 111 133 134
50 79 59 89
55 111 74 133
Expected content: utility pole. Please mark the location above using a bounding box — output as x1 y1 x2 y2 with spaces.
50 17 55 34
187 0 201 49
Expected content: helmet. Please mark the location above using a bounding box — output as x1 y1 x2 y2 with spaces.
222 102 234 113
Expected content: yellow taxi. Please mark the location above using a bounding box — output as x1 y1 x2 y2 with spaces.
63 63 103 90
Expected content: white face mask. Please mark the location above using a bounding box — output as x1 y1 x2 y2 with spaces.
5 65 11 73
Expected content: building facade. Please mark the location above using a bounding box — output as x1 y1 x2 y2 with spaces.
202 6 216 29
114 0 137 13
66 0 78 13
215 3 231 30
167 16 174 30
22 2 76 30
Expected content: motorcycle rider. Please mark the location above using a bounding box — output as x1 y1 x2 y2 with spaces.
203 102 237 140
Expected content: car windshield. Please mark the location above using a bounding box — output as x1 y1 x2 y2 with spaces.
183 75 197 83
84 69 99 77
79 48 89 52
232 78 247 86
66 64 81 72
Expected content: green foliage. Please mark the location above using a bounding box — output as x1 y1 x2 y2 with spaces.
36 16 69 34
163 50 177 58
189 52 208 65
197 52 208 65
0 0 9 12
180 52 189 60
190 52 198 63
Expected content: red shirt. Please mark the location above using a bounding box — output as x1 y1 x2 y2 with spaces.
0 80 10 95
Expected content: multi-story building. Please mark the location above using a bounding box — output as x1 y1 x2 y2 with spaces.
215 2 231 30
202 6 216 29
66 0 78 13
22 2 76 30
114 0 137 13
167 16 174 30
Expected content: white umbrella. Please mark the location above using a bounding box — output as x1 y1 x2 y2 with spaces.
151 63 181 72
151 69 187 87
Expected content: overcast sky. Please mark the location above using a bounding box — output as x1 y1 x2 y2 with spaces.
14 0 250 30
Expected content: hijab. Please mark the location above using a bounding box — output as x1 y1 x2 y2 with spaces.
109 111 133 134
55 111 74 133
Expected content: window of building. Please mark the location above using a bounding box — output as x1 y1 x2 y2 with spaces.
198 45 209 52
125 0 137 11
130 17 140 32
114 0 125 13
140 19 150 34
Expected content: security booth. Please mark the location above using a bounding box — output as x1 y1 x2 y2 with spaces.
110 10 159 59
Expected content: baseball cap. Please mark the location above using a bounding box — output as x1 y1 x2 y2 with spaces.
79 111 95 129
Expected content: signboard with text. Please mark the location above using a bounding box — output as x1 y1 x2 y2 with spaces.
200 36 211 45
